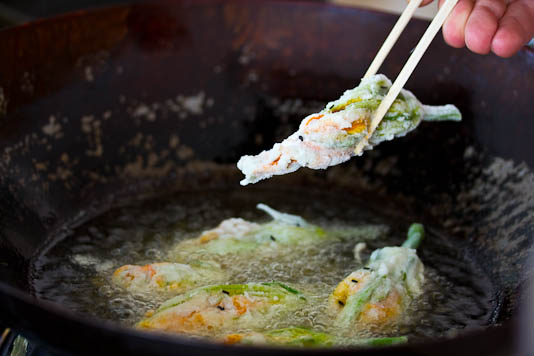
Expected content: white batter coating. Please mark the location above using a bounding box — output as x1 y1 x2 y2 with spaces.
237 74 461 185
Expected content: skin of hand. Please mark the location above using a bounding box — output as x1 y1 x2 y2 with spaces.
420 0 534 57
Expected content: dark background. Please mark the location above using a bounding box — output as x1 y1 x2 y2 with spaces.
0 0 129 27
0 0 329 28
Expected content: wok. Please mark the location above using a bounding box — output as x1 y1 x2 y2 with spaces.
0 0 532 355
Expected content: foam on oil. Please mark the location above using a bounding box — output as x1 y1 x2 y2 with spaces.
32 187 495 345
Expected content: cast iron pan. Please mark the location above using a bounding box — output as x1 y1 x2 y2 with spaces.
0 0 532 355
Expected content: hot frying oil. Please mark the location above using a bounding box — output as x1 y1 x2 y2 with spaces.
32 187 495 346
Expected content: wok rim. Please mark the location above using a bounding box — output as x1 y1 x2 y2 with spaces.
2 0 531 54
0 0 527 353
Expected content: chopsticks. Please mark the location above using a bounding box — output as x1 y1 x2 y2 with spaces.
355 0 459 155
363 0 424 79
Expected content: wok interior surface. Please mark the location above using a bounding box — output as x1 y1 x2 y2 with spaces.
0 0 532 354
31 174 497 344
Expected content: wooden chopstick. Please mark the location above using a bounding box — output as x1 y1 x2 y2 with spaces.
355 0 459 155
363 0 424 79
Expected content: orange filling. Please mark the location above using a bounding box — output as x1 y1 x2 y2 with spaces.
141 264 156 278
331 271 370 309
232 295 253 315
358 290 402 324
224 334 244 344
331 97 362 112
271 155 281 166
344 119 367 134
305 114 324 126
199 231 219 243
113 265 129 278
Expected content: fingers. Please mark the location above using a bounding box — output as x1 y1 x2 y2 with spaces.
441 0 475 48
491 0 534 57
420 0 434 6
464 0 507 54
413 0 533 57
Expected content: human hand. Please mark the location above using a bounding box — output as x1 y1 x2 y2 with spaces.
420 0 534 57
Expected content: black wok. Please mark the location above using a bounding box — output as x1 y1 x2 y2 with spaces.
0 0 532 355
